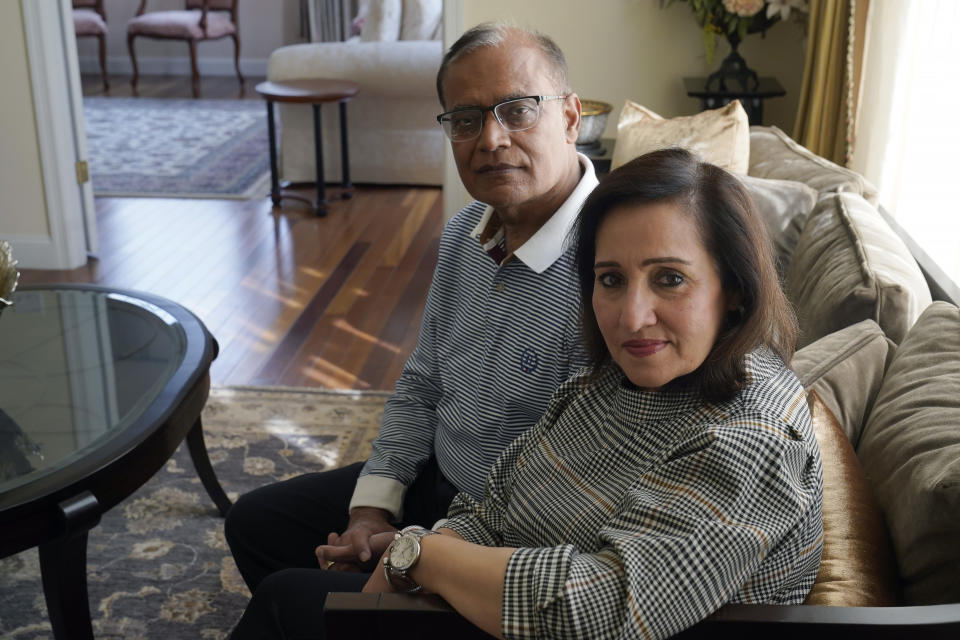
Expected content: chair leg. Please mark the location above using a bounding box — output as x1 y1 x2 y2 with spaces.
127 33 139 95
188 40 200 98
97 34 109 92
231 33 244 93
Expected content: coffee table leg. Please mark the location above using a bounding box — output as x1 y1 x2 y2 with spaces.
339 100 353 199
313 104 328 217
266 100 281 207
39 491 101 640
186 417 232 517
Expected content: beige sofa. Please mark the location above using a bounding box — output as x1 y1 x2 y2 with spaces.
324 126 960 637
266 0 443 186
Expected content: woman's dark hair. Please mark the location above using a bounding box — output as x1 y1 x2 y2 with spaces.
573 147 797 403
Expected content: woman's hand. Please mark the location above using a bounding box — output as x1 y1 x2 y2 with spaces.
361 544 395 593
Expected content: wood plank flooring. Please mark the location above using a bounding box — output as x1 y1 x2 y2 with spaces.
18 75 444 391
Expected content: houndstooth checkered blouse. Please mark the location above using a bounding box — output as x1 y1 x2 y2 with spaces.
443 349 823 639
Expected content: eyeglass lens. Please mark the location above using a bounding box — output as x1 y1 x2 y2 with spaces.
444 97 541 140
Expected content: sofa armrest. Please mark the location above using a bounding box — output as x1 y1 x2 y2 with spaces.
266 40 443 98
324 593 960 639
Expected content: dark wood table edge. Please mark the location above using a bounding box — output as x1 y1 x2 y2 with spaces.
325 593 960 639
255 79 360 217
0 283 230 640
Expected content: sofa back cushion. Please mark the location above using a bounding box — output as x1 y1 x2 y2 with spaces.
359 0 402 42
857 301 960 605
749 125 879 204
790 320 894 447
786 192 932 349
738 174 817 275
399 0 442 40
611 100 750 174
804 390 900 606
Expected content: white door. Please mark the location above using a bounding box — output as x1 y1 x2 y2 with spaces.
58 0 98 256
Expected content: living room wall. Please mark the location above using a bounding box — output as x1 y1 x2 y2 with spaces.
0 0 50 239
463 0 806 136
74 0 305 77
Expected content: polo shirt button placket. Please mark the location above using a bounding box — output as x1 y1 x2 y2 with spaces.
496 282 505 293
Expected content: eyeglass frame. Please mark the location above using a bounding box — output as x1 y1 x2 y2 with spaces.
436 94 570 141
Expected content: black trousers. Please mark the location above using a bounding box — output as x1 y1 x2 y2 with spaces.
225 459 459 639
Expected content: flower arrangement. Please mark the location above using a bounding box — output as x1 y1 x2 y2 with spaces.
664 0 809 63
0 240 20 307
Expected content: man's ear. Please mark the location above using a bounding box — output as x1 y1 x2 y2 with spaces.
563 93 581 143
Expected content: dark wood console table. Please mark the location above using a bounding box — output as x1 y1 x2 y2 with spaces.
684 76 786 125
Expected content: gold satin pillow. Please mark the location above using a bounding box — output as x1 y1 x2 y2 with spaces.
804 390 900 606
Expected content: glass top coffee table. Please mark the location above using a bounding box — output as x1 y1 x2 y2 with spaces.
0 284 230 639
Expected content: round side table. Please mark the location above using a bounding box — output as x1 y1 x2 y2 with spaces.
255 78 360 216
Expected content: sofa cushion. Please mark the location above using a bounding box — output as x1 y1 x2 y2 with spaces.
400 0 442 41
790 320 894 447
804 390 900 606
738 174 817 275
360 0 401 41
857 301 960 605
786 192 932 349
749 125 879 204
611 100 749 174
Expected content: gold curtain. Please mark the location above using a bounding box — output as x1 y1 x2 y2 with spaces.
792 0 869 166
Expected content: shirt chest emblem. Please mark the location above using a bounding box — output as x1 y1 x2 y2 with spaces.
520 347 540 374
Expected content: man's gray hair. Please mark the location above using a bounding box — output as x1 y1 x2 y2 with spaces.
436 22 571 107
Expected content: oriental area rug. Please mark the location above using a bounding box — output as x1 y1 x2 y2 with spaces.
83 97 272 199
0 386 386 639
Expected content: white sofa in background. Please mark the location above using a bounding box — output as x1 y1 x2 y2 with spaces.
267 0 444 186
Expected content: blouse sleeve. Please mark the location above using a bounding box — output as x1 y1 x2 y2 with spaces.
441 376 589 547
500 416 823 639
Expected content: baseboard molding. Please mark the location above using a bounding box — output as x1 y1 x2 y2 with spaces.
78 55 267 78
3 234 65 270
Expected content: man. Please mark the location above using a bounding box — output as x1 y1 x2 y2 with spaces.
226 23 599 634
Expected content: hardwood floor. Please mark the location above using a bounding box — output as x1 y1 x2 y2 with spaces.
19 75 444 391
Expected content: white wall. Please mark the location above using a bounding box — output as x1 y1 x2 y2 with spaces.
463 0 805 138
441 0 806 217
0 1 50 238
74 0 305 77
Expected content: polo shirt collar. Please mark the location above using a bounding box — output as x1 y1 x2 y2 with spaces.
469 153 599 274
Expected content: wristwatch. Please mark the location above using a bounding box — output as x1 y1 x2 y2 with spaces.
383 525 438 593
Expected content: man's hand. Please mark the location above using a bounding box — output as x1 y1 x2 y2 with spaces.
316 507 396 571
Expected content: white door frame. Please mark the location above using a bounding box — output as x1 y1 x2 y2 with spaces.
19 0 96 268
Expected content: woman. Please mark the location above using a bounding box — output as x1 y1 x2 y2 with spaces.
232 148 823 639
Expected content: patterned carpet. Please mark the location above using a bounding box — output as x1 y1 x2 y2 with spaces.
0 386 386 639
83 97 272 199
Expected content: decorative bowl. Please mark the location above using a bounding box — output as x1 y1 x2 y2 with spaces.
576 99 613 153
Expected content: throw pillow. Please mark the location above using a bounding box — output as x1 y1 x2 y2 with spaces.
857 301 960 606
804 390 900 606
737 174 817 275
610 100 750 175
360 0 402 42
399 0 442 41
790 319 894 447
749 125 879 204
786 192 932 349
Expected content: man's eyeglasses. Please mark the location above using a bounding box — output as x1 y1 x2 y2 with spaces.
436 95 568 142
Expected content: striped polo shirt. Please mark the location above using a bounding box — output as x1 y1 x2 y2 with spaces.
350 154 599 518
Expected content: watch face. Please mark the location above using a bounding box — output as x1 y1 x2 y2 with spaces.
389 535 420 572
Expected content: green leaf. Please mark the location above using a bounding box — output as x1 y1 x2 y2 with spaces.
737 17 749 40
702 25 716 64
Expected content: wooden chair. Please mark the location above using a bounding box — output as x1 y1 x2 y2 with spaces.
127 0 243 98
72 0 109 91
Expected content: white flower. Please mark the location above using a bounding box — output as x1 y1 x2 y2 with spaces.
723 0 764 17
766 0 809 20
